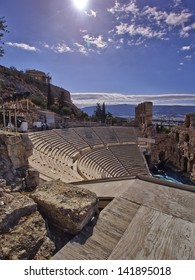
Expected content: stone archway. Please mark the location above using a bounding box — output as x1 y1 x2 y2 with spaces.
183 157 188 173
175 132 179 143
159 151 165 162
184 133 190 143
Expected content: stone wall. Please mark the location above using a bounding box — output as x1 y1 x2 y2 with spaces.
149 115 195 182
135 102 195 182
0 132 39 189
135 102 153 129
168 115 195 181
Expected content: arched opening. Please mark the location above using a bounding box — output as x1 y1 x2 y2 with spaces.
159 151 165 162
190 161 194 172
185 115 190 128
184 133 190 143
175 132 179 143
183 157 188 173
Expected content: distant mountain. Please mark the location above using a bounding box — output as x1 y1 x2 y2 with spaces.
153 105 195 117
82 104 136 117
82 104 195 118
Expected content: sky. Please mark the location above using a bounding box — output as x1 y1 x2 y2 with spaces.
1 0 195 107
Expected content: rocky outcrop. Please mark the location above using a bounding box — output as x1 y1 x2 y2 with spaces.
1 133 33 169
31 180 98 234
0 65 71 104
0 188 55 259
0 190 37 232
0 133 39 189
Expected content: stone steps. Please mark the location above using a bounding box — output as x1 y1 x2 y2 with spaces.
51 197 139 260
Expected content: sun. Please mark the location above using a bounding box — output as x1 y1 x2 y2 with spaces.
73 0 88 10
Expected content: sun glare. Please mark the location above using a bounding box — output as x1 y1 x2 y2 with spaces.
73 0 88 10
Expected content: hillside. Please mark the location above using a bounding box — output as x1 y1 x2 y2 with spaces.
0 65 78 112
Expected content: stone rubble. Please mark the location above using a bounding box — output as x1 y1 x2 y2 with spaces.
31 180 99 234
0 188 55 259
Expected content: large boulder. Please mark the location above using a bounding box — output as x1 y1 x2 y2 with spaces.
0 190 55 259
31 180 98 234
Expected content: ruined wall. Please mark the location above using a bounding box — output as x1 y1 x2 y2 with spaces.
135 102 153 129
0 132 39 189
168 115 195 181
150 134 171 163
149 113 195 182
135 101 195 182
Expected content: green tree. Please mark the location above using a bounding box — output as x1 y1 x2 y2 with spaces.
31 96 46 108
94 102 107 123
0 17 8 57
58 91 67 110
61 106 72 116
50 104 59 113
102 102 107 123
46 74 54 109
94 103 102 120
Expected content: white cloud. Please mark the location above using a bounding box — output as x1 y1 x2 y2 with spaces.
107 0 138 15
125 1 139 15
179 62 184 65
108 38 113 43
116 23 165 39
185 55 192 59
173 0 182 7
42 42 73 53
84 10 96 17
165 12 191 26
181 45 191 51
143 6 168 25
107 1 122 14
107 1 195 48
71 93 195 107
42 42 50 48
83 34 107 49
51 43 72 53
180 23 195 37
6 42 39 51
74 42 88 55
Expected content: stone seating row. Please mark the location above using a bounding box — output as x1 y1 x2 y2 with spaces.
91 127 119 144
109 145 148 176
53 129 89 150
113 127 139 142
28 128 145 182
72 127 103 147
29 149 82 182
29 132 78 161
78 148 130 179
77 144 148 179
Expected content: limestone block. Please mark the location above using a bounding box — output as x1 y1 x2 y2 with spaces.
31 180 98 234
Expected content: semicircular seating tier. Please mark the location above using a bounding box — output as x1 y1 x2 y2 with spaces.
77 144 149 180
28 126 148 182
